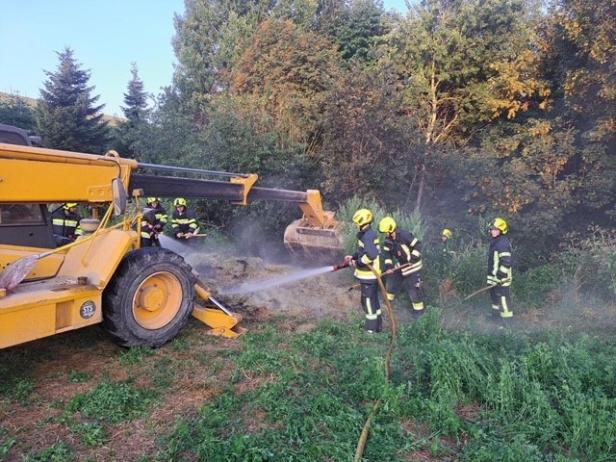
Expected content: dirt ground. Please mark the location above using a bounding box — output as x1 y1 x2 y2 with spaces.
187 252 359 322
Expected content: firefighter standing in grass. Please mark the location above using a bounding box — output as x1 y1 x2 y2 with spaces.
171 198 200 239
487 217 513 321
51 203 83 246
344 209 382 333
441 228 454 254
379 217 425 318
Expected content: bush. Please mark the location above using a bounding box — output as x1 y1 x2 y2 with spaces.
557 227 616 302
337 196 427 255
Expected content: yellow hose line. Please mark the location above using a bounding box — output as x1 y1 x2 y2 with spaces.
353 268 398 462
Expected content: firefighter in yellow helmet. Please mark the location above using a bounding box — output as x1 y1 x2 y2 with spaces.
140 197 168 247
51 203 83 246
379 216 425 318
441 228 454 253
344 209 382 333
487 217 513 321
171 198 200 239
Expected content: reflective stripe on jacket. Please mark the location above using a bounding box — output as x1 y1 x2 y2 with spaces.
171 209 199 234
487 235 512 286
382 229 422 276
353 227 381 281
51 209 82 238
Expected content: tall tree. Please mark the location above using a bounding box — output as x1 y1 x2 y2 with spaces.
36 48 109 152
379 0 547 211
229 18 339 151
115 63 150 158
539 0 616 222
323 0 387 62
122 63 148 123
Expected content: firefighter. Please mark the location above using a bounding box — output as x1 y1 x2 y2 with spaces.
140 209 159 247
441 228 454 253
144 197 168 246
344 208 382 333
487 217 513 321
379 217 425 318
51 203 83 246
171 198 200 239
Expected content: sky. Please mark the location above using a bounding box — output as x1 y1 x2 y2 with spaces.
1 0 409 117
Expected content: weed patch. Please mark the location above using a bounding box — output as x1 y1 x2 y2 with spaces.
0 372 35 405
0 427 16 461
23 441 73 462
66 380 154 424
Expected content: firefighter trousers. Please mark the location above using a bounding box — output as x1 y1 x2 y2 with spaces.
386 271 425 317
490 285 513 319
360 281 382 332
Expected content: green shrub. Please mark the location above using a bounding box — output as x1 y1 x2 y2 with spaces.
514 263 562 308
337 196 427 255
557 227 616 301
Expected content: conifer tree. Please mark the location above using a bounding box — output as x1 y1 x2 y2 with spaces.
116 63 149 158
36 47 109 153
122 63 148 123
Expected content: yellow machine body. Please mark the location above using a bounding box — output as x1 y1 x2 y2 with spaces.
0 143 243 349
0 139 338 349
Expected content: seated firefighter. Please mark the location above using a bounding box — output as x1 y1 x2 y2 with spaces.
140 197 168 247
51 203 83 247
171 197 200 239
379 216 426 319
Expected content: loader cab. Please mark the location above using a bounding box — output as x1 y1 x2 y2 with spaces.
0 124 56 248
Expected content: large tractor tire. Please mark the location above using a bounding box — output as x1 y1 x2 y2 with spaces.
103 247 195 347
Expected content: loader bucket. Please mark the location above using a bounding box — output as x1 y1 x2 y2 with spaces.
193 282 246 338
283 219 345 256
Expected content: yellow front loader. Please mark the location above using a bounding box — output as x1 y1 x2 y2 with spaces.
0 140 343 350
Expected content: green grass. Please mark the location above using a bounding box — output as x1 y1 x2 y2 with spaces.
0 427 16 461
159 311 616 461
1 310 616 460
0 372 35 405
66 380 154 424
23 442 73 462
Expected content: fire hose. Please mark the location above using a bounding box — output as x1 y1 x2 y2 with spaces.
353 264 398 462
332 259 399 461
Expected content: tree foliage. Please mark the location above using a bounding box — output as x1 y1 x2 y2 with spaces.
0 94 36 132
36 48 109 153
123 0 615 257
114 63 150 158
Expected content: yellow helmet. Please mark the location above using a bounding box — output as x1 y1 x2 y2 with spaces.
378 216 397 234
352 208 373 228
492 217 509 234
442 228 453 239
64 203 78 210
146 197 160 205
174 197 187 207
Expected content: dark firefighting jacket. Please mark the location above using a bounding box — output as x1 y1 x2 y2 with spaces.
382 229 422 277
51 209 82 241
171 209 199 236
487 235 512 286
352 226 381 281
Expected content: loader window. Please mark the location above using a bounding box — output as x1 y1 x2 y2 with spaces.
0 204 45 225
0 131 29 145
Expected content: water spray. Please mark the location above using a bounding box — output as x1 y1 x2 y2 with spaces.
220 259 352 296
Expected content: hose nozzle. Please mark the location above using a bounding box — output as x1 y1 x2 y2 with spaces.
332 260 351 272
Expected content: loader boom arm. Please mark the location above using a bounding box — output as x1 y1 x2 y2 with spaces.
130 174 336 229
0 143 342 252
